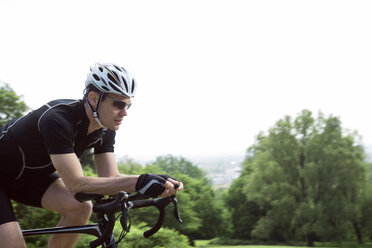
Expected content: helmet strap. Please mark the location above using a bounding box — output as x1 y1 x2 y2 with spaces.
87 92 106 129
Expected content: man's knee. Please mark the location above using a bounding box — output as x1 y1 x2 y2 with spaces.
78 200 93 217
61 200 92 221
41 179 92 223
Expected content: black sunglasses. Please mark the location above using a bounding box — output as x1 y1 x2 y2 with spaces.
113 100 131 110
108 96 132 110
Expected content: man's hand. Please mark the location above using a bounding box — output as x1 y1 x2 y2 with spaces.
156 174 183 197
135 173 183 198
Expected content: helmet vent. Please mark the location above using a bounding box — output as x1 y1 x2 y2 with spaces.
131 79 135 93
113 65 122 72
107 73 117 84
109 82 122 93
101 78 108 85
122 76 129 92
102 86 110 91
112 71 120 83
99 67 104 72
93 74 100 81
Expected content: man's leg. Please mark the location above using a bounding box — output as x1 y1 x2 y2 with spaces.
41 178 92 248
0 222 26 248
0 188 26 248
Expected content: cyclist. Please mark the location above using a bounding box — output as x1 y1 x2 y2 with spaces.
0 63 183 248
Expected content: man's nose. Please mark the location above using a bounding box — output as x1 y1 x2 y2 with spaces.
119 108 127 117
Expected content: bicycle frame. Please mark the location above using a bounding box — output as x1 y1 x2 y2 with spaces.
22 224 101 238
22 215 117 248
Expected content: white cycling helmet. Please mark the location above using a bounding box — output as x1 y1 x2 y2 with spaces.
85 63 136 98
85 62 137 128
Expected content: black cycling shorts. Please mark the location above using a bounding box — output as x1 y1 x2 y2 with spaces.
0 172 60 225
0 134 61 225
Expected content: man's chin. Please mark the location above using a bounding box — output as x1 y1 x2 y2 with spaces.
106 125 120 131
113 125 121 131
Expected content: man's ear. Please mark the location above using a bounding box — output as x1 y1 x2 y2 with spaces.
87 91 99 108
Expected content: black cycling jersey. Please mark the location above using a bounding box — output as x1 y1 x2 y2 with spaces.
0 99 115 183
0 99 117 223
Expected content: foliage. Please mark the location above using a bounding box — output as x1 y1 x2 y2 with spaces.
114 222 190 248
0 82 28 126
76 222 191 248
117 157 143 175
226 110 368 246
224 174 263 240
357 163 372 241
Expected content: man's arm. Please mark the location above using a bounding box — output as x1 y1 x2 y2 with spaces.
94 152 184 197
51 153 182 197
50 153 138 195
94 152 120 177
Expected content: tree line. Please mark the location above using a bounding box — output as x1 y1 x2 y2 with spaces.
2 83 372 247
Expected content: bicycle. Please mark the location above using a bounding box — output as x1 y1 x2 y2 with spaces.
21 191 183 248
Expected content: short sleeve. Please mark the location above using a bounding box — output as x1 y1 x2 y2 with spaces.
38 111 75 154
94 129 116 154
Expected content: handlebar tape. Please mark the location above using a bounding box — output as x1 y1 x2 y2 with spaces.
130 197 172 237
74 192 104 202
144 207 165 238
92 191 127 214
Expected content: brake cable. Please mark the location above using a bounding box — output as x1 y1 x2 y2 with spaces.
108 201 133 247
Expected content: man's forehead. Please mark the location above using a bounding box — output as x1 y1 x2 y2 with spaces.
107 93 130 101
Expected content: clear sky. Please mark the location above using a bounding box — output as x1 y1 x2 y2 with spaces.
0 0 371 162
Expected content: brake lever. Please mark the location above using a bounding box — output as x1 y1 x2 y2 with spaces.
171 196 183 223
120 202 132 232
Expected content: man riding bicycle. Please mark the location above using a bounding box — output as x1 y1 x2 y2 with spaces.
0 63 183 248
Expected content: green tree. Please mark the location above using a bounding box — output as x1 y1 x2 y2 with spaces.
117 157 143 175
225 173 264 240
0 82 28 126
354 162 372 243
230 110 366 246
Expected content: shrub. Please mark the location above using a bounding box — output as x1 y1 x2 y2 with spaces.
76 222 191 248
